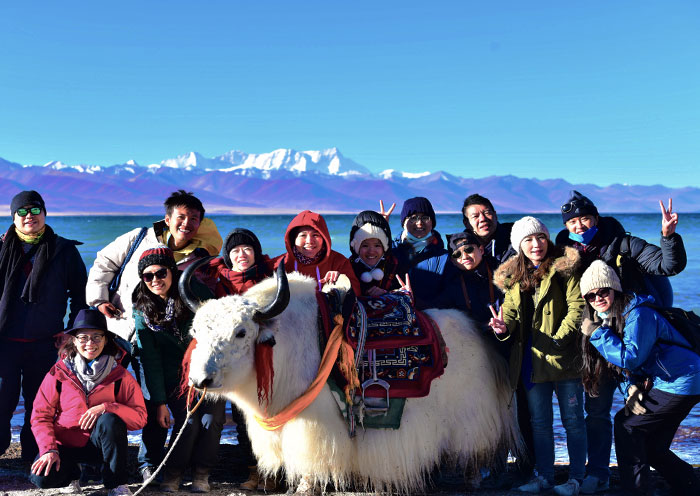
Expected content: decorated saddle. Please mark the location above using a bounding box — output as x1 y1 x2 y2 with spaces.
317 289 447 433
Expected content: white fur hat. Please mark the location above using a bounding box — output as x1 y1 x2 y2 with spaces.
580 260 623 296
350 222 389 253
510 216 550 254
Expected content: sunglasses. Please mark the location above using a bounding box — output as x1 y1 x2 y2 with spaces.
74 333 105 344
451 245 476 258
16 207 42 217
561 199 592 214
585 287 611 303
142 268 169 283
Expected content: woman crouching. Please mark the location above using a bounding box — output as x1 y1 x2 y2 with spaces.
30 308 147 496
580 260 700 495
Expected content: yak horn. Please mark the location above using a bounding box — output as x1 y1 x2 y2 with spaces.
178 256 214 313
253 258 290 323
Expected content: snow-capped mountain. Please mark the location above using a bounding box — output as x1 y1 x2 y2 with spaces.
0 148 698 214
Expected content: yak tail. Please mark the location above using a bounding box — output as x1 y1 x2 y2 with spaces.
178 337 198 401
255 342 274 412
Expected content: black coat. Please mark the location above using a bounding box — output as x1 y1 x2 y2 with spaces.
0 233 87 340
555 216 687 301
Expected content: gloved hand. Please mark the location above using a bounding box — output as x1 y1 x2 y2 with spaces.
581 317 601 337
624 385 648 416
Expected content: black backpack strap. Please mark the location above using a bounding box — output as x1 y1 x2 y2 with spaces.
109 227 148 297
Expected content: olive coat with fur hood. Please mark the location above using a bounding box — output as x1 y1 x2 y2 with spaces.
493 246 584 390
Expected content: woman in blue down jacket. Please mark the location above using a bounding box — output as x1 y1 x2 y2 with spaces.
579 260 700 495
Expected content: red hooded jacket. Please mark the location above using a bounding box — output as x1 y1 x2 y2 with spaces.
31 357 147 455
273 210 361 295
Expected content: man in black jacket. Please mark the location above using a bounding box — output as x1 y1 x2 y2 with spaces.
0 191 87 463
461 194 515 266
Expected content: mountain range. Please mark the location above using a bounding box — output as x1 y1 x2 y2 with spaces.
1 148 697 214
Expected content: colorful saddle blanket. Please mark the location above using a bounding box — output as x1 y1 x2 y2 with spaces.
318 290 447 400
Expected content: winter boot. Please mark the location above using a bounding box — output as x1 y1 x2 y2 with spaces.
240 465 260 491
190 466 211 493
160 468 182 493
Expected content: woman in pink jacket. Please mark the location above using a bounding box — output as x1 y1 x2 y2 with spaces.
30 308 147 496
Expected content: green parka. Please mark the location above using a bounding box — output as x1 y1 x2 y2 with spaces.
493 246 584 390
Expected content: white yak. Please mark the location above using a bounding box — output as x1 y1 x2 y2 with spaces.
184 263 520 493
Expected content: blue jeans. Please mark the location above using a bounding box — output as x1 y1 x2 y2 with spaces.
584 373 616 481
0 339 57 462
525 378 586 482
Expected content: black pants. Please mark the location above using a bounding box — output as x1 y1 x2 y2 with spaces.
139 386 226 472
29 413 128 490
614 388 700 495
515 379 535 475
0 339 57 462
231 403 256 466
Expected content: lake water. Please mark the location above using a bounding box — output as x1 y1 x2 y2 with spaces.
9 213 700 464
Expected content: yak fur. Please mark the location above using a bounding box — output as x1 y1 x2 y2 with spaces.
187 272 520 493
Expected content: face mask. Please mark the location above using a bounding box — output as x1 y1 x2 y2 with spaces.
597 310 610 319
568 225 598 245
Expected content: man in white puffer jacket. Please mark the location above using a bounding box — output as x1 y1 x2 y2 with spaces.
86 190 222 342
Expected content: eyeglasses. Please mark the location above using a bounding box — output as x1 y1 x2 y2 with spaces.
407 215 431 223
585 288 611 303
561 199 592 214
74 334 105 344
451 245 476 258
142 268 169 283
16 207 42 217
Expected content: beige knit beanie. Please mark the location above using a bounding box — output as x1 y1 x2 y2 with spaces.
350 222 390 253
510 216 550 254
580 260 623 296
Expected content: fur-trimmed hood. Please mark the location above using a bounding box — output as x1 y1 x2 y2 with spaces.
493 246 581 291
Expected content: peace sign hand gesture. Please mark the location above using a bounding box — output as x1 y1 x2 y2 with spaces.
488 304 507 335
660 198 679 237
379 200 396 221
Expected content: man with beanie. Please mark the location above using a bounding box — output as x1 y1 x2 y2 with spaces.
0 190 87 463
392 197 449 308
555 190 688 494
462 194 515 266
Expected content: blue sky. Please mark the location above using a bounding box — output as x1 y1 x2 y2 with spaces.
1 1 698 187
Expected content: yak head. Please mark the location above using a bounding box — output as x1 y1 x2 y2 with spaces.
179 258 289 402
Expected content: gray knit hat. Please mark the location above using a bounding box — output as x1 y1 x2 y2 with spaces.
580 260 623 297
510 216 550 254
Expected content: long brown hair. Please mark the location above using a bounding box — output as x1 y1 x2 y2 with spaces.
510 239 561 292
580 290 632 395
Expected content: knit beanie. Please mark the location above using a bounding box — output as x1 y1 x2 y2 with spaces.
349 210 391 255
580 260 623 297
510 216 550 254
448 231 482 253
222 228 263 269
400 197 436 228
561 190 599 224
10 190 46 216
138 245 177 277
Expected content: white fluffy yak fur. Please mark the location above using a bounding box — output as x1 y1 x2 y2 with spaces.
188 272 519 493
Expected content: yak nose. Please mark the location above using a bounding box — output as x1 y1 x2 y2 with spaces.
192 377 213 389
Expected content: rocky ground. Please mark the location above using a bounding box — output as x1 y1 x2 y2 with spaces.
2 443 697 495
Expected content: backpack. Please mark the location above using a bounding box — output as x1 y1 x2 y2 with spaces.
639 302 700 357
615 235 674 307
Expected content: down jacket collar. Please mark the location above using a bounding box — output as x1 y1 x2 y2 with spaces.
493 246 581 292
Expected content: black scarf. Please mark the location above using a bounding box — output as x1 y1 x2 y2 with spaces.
0 224 57 330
